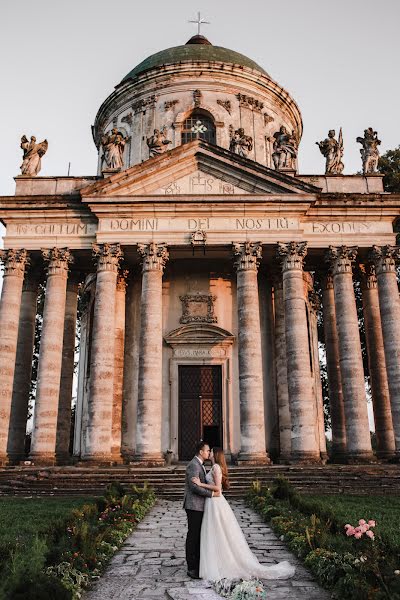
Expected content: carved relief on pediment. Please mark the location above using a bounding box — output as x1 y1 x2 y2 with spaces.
179 292 217 324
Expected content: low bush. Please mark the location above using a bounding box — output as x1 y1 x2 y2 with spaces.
0 483 155 599
247 478 400 599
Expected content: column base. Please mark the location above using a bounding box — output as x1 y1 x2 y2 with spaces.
376 450 397 461
28 453 57 466
0 454 10 467
276 453 292 465
133 452 165 467
79 454 115 466
237 451 271 465
344 452 377 464
56 454 74 466
328 453 349 464
289 451 322 464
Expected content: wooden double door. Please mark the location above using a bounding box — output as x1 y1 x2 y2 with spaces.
178 365 223 461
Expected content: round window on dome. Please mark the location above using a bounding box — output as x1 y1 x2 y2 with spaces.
181 111 216 145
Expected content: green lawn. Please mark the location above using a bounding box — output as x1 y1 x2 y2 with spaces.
309 494 400 549
0 497 94 549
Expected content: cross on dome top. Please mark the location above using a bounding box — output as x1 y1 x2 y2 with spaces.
188 11 210 36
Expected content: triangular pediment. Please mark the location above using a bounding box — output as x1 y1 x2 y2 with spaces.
80 140 319 198
165 324 235 346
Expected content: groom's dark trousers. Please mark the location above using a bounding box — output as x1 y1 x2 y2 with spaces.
185 509 204 572
183 456 212 573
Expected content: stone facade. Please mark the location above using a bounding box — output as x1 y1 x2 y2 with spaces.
0 35 399 466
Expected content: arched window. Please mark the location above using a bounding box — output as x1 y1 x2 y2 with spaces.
181 111 216 145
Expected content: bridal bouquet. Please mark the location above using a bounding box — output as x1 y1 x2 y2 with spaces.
213 578 267 599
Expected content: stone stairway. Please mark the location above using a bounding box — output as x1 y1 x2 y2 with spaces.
0 464 399 497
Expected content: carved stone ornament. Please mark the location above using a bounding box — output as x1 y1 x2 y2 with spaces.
132 95 157 114
121 112 133 126
358 263 378 289
232 242 262 271
322 272 334 290
272 126 298 170
92 243 123 272
101 128 129 170
308 290 321 313
191 230 207 247
164 99 180 111
146 127 172 158
193 89 202 107
263 113 274 126
137 242 169 273
369 245 400 274
229 128 253 158
0 248 29 276
357 127 381 174
236 93 264 112
179 292 217 324
316 129 344 174
42 247 73 274
116 270 129 291
325 245 358 275
20 135 48 176
217 99 232 114
277 241 308 271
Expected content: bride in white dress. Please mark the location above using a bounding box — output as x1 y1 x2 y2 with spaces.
192 448 295 582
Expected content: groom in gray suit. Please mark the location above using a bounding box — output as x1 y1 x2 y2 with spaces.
183 441 219 579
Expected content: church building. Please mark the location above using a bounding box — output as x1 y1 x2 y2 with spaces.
0 34 399 467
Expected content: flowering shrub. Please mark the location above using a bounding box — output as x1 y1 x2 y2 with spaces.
213 578 267 600
345 519 376 540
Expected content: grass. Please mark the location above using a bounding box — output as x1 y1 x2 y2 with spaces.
0 497 94 549
308 494 400 549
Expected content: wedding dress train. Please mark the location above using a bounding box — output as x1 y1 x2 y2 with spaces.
199 465 295 581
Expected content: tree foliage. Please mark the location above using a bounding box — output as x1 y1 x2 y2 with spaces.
378 145 400 193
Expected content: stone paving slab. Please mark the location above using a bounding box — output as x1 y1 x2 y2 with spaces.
84 500 330 600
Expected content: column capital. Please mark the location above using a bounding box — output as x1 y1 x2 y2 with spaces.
92 243 123 273
138 242 169 273
116 270 129 291
232 241 262 272
321 272 334 290
369 245 400 274
359 263 378 289
325 245 358 274
0 249 29 277
277 241 307 271
42 247 73 275
308 290 321 313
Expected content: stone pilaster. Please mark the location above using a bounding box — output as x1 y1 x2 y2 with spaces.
277 242 320 463
55 273 80 464
0 249 29 465
233 242 269 463
322 273 347 461
308 289 328 463
8 273 40 462
272 275 291 463
360 264 395 459
111 271 127 462
370 245 400 457
83 243 123 463
135 242 169 464
326 246 373 462
30 248 73 465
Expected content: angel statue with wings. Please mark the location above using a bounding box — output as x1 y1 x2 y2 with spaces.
20 135 48 176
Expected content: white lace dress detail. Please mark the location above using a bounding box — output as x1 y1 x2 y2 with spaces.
199 464 295 581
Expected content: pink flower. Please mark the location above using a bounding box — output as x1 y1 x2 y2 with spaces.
360 524 369 533
366 530 375 540
368 520 376 528
354 529 363 539
359 519 366 526
346 526 355 536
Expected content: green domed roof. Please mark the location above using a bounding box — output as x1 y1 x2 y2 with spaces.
121 36 267 83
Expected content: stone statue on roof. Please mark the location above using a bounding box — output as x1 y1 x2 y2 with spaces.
229 128 253 158
20 135 48 176
357 128 381 174
272 126 298 170
101 128 129 170
316 129 344 174
147 128 172 158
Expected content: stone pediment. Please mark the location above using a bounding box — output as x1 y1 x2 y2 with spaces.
165 324 235 347
80 140 319 198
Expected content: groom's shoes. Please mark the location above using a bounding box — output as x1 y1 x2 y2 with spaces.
187 570 200 579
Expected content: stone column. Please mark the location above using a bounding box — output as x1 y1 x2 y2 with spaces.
370 245 400 457
308 289 328 463
0 249 29 465
135 242 169 464
277 242 320 463
322 273 347 461
272 275 291 462
111 271 127 462
83 243 123 463
326 246 373 462
233 242 269 463
30 248 73 464
7 274 40 462
55 273 80 464
360 263 395 459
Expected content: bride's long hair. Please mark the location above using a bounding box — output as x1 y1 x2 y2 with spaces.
212 447 230 491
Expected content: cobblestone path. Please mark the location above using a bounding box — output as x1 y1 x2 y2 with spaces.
84 499 329 600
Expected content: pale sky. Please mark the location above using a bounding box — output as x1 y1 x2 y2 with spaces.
1 0 399 201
